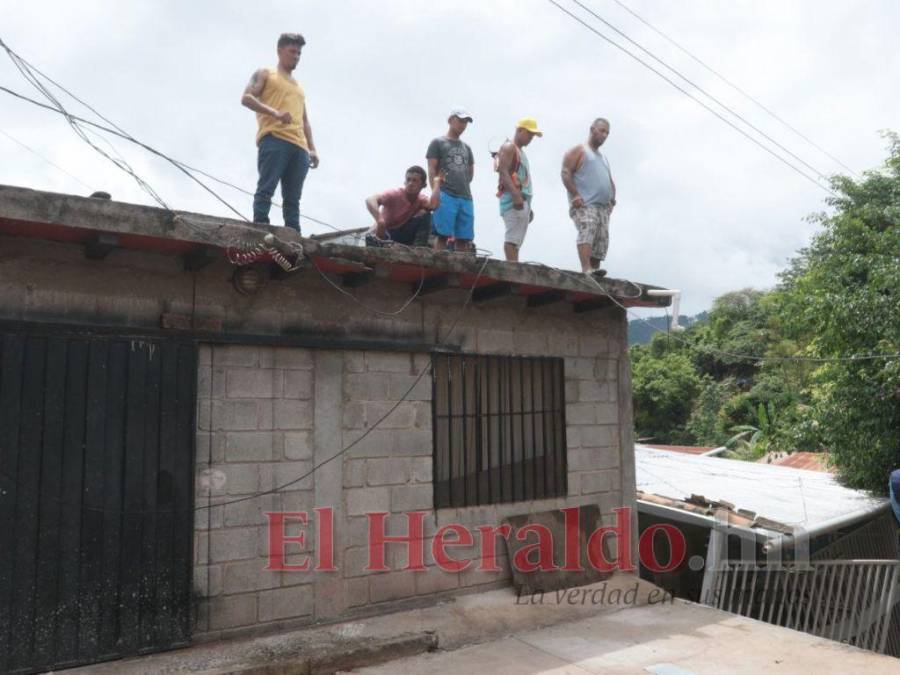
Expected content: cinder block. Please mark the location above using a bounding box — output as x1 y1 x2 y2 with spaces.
258 347 275 368
365 352 412 373
459 561 510 588
565 379 579 403
567 447 600 472
580 470 612 495
596 403 619 425
387 374 431 402
344 429 394 458
370 571 418 603
344 545 375 577
579 335 609 357
213 346 259 367
391 484 433 512
578 380 606 403
345 372 390 401
347 486 391 517
477 329 515 354
273 400 314 430
367 458 412 486
283 370 314 399
342 402 366 430
226 368 278 399
579 425 615 447
391 429 433 456
566 402 597 425
284 431 313 460
273 461 314 492
197 366 227 400
221 464 259 496
258 584 314 622
410 457 432 484
344 352 366 373
208 593 258 630
364 401 416 429
568 473 581 496
223 495 279 528
346 577 370 607
225 432 275 461
565 357 595 380
273 347 313 369
211 400 260 431
415 568 459 595
344 459 367 488
223 558 282 593
193 564 223 598
209 527 259 563
513 331 548 355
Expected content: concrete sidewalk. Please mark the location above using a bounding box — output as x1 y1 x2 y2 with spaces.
66 574 661 674
65 574 898 674
357 592 899 675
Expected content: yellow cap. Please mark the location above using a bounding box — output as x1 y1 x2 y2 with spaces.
516 117 543 137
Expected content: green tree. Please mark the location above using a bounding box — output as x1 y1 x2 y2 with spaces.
774 132 900 493
631 347 702 444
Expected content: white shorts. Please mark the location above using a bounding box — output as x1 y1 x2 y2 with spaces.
502 202 531 247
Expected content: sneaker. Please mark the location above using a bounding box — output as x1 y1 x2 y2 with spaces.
591 268 607 278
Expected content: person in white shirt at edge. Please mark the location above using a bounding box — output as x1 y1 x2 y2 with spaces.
561 118 617 277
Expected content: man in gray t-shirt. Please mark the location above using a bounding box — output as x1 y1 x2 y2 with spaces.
426 109 475 252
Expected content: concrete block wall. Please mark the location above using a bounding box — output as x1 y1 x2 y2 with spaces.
0 235 635 641
194 295 635 640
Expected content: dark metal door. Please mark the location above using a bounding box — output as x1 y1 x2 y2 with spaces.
0 329 196 674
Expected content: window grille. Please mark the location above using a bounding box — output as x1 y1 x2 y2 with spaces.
432 353 567 508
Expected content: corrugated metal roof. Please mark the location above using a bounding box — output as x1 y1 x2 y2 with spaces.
636 445 886 532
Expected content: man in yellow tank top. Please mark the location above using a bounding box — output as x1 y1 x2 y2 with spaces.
241 33 319 232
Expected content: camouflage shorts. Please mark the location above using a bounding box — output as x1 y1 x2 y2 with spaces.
570 203 610 261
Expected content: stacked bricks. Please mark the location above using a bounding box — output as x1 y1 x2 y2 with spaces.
194 345 318 637
194 298 634 639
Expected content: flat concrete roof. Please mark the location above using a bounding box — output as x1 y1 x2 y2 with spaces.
0 183 670 312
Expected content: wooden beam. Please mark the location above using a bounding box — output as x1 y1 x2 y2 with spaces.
84 233 118 260
526 290 566 308
472 282 515 303
573 297 614 313
181 246 220 271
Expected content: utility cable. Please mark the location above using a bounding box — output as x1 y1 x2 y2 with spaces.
0 126 94 191
545 0 837 197
574 0 831 181
609 0 858 177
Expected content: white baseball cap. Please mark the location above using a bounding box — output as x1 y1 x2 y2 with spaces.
448 108 474 123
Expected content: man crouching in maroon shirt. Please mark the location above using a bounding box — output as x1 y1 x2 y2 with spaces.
365 166 442 247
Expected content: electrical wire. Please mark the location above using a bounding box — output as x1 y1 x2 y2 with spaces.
0 127 94 191
609 0 858 177
573 0 831 181
0 254 492 516
545 0 838 197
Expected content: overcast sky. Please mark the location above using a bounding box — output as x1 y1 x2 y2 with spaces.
2 0 898 315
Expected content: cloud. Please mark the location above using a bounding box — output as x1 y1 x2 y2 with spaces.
1 0 897 315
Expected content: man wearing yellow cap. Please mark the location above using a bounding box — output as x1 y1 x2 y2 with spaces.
497 118 542 262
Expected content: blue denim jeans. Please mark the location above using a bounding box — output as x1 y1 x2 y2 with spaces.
253 134 310 232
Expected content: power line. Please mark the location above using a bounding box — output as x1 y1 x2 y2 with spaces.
0 126 94 191
572 0 832 182
0 83 356 239
545 0 837 197
609 0 859 177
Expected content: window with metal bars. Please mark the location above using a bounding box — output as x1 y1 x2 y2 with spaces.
432 353 568 508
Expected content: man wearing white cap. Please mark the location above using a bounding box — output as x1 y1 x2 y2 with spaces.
497 117 542 262
426 109 476 252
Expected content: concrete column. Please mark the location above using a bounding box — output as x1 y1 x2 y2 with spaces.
313 350 346 620
616 321 638 569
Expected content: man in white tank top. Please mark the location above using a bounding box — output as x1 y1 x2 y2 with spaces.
561 118 617 276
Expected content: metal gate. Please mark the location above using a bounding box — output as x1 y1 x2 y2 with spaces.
708 560 900 656
0 329 197 673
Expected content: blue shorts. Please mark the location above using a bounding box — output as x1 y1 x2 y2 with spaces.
432 190 474 241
